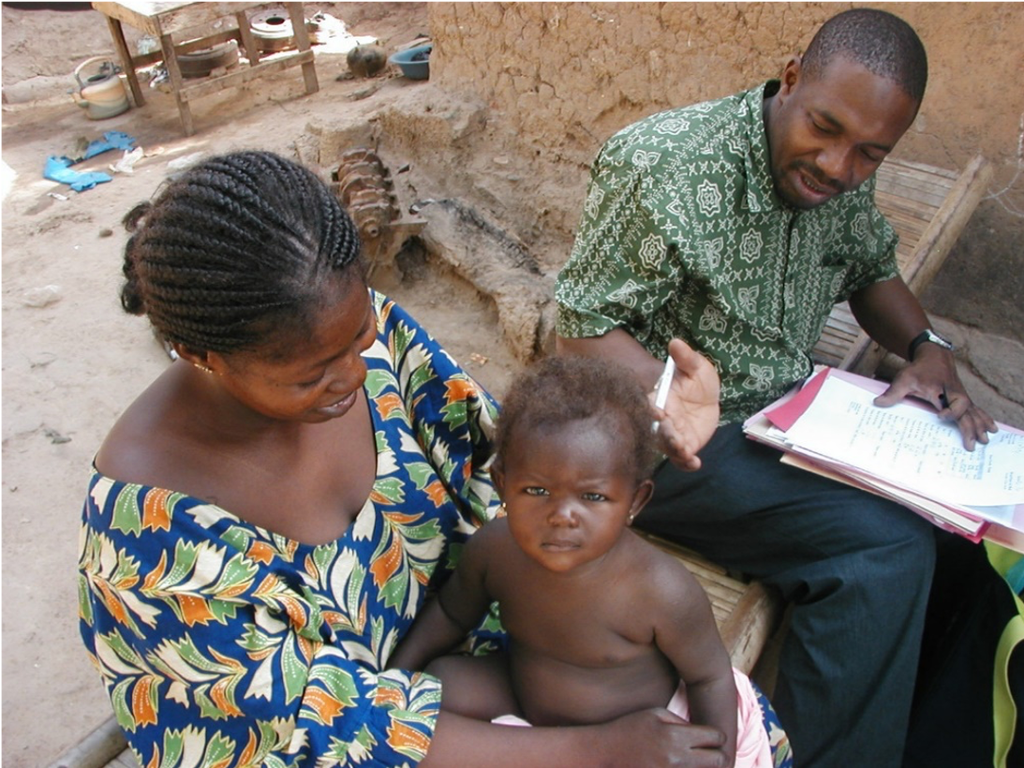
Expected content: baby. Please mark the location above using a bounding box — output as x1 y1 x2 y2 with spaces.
389 355 771 767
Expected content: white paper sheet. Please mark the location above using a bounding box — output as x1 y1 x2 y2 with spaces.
783 376 1024 507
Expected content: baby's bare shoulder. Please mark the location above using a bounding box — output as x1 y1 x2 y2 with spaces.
464 517 520 570
626 534 708 602
469 515 511 549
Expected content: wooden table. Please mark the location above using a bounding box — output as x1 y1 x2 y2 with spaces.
92 1 318 136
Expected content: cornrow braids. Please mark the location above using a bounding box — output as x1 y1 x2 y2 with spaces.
802 8 928 104
495 355 658 483
120 151 364 354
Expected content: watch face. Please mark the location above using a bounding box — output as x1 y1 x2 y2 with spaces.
928 331 953 349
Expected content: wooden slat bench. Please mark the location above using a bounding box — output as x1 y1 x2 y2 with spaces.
644 154 993 682
55 155 992 768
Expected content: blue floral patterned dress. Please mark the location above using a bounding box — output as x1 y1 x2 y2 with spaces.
79 292 502 767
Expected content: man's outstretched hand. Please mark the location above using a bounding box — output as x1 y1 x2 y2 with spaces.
651 339 721 471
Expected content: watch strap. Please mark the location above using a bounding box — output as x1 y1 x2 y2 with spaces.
908 329 953 361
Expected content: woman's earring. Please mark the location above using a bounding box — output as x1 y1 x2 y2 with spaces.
194 363 214 374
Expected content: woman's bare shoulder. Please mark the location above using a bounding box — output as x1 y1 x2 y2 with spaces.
95 365 209 489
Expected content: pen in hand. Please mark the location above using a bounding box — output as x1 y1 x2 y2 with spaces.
652 356 676 433
939 386 950 410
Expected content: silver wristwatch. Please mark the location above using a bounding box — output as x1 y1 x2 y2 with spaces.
908 329 953 361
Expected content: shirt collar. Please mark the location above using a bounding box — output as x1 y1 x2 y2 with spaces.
741 80 782 214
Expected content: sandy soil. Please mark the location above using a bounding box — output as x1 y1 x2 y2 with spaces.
1 4 520 764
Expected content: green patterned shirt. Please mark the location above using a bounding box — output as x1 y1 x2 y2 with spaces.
556 81 899 423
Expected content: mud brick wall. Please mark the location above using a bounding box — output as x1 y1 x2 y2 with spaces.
427 2 1024 342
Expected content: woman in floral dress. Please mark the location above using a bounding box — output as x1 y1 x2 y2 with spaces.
79 151 787 767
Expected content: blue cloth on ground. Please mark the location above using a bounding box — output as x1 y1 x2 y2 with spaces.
43 157 111 191
44 131 136 192
82 131 135 159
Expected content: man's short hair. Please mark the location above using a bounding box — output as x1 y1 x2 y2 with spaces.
802 8 928 104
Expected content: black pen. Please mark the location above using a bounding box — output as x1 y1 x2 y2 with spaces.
939 386 950 409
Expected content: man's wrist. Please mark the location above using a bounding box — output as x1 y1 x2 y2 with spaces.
908 329 953 361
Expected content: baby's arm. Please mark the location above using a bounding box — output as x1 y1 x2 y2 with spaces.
388 523 497 671
653 556 739 767
389 524 523 720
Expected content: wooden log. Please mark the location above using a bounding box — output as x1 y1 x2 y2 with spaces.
415 199 555 363
45 716 126 768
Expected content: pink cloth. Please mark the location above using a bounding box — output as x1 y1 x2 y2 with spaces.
492 668 773 768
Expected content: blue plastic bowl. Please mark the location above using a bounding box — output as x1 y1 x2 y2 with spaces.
389 44 431 80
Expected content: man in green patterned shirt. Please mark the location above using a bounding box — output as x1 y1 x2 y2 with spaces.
556 8 996 767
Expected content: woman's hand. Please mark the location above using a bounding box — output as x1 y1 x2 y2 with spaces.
651 339 721 471
422 707 730 767
593 709 730 767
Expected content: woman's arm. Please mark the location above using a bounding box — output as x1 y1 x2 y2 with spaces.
389 528 497 670
380 294 504 527
421 709 729 768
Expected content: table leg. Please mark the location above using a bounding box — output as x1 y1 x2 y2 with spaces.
286 3 318 95
104 16 145 107
159 32 194 136
234 11 261 65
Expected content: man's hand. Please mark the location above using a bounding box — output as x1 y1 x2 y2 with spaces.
556 331 720 471
848 279 997 450
874 343 997 449
651 339 721 471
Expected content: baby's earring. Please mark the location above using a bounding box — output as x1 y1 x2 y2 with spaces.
498 502 507 516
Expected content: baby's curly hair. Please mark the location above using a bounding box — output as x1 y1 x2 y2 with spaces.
495 355 657 483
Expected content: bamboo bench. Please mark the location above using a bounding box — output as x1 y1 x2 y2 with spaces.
644 154 993 680
53 155 991 768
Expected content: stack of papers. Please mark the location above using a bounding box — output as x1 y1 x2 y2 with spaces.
743 367 1024 552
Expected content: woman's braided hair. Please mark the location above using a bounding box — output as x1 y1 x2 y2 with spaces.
121 151 363 354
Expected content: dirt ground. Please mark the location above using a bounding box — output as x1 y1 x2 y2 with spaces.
2 4 524 765
5 5 1023 766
